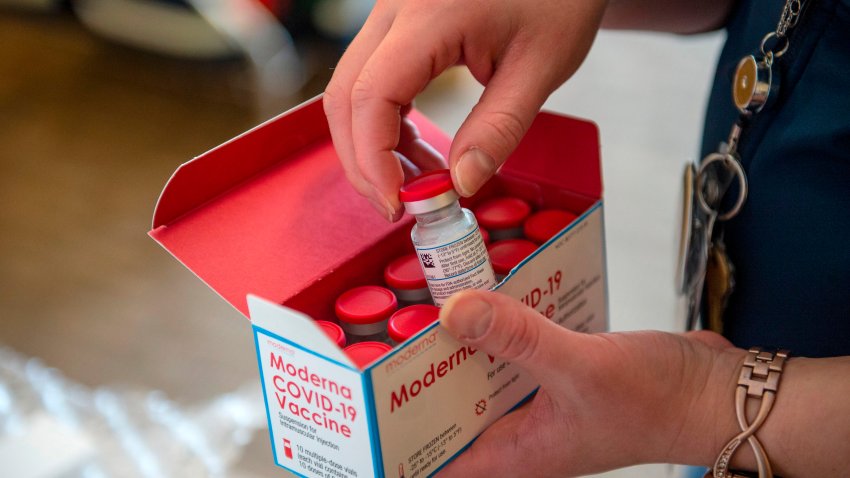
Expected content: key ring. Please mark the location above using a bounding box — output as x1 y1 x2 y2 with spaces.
760 32 790 59
696 153 749 221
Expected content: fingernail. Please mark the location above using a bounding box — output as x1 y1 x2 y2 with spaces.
367 185 397 222
455 148 495 197
441 293 493 341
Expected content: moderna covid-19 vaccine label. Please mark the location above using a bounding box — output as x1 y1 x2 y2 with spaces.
415 228 497 306
255 329 375 478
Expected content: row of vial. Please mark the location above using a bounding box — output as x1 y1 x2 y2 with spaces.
317 191 577 368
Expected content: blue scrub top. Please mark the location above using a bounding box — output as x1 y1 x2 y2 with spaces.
701 0 850 357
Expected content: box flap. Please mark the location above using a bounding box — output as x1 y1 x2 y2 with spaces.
249 295 354 367
500 113 602 200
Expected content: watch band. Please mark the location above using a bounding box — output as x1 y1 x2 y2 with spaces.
706 347 790 478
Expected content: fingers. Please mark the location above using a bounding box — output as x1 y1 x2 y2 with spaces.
439 289 583 383
397 110 447 176
326 8 452 221
349 17 462 219
448 52 557 196
324 9 395 219
326 0 583 217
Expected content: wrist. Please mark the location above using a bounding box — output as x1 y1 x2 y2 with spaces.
662 341 748 467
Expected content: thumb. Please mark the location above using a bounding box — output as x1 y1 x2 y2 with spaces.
439 289 575 382
448 62 555 197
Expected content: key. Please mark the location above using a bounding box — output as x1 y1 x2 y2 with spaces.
706 239 735 334
683 166 718 330
678 144 747 330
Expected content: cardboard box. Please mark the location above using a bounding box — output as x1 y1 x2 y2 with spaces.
149 96 607 478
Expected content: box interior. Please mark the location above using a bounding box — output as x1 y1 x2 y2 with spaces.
150 97 602 331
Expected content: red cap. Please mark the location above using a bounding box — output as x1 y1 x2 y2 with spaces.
335 286 398 325
488 239 539 275
345 341 392 368
388 305 440 343
315 320 346 348
523 209 577 244
384 254 427 290
399 169 454 202
474 197 532 230
479 227 491 245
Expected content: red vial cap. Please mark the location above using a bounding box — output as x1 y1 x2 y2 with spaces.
335 285 398 325
488 239 539 275
388 305 440 343
479 227 491 245
523 209 577 244
399 169 454 202
315 320 347 348
384 254 427 290
345 341 392 368
474 197 532 230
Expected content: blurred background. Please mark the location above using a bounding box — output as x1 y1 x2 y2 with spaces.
0 1 723 476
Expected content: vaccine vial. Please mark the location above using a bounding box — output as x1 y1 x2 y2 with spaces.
473 196 532 241
387 304 440 345
488 239 539 282
344 341 393 369
315 320 347 348
400 169 497 307
523 209 577 244
384 253 432 305
334 285 397 344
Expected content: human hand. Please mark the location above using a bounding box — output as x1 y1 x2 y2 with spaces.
324 0 608 221
436 289 745 477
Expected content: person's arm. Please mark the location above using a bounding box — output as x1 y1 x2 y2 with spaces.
602 0 736 33
434 290 850 477
694 354 850 476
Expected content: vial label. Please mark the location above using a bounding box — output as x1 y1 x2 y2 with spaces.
415 229 497 306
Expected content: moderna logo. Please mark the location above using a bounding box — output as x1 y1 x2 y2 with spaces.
389 345 496 413
383 329 497 375
267 339 295 356
383 330 439 374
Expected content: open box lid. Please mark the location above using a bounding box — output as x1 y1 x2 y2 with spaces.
149 95 601 317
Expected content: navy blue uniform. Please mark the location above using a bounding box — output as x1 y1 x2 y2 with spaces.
701 0 850 357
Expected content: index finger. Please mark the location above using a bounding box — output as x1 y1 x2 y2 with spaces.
324 10 394 216
349 18 462 217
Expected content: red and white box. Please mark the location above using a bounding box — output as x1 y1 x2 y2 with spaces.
149 96 608 478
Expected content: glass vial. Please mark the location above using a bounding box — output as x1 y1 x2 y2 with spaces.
384 253 433 305
523 209 577 244
399 169 497 307
473 196 532 241
488 238 538 282
344 341 392 369
388 304 440 345
334 285 397 344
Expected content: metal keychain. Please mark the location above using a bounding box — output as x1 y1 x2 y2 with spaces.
678 126 748 331
697 126 747 333
676 0 809 332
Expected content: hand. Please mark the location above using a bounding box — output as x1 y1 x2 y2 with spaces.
324 0 608 221
436 289 744 477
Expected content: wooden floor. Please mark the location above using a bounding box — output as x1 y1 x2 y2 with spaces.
0 9 334 476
